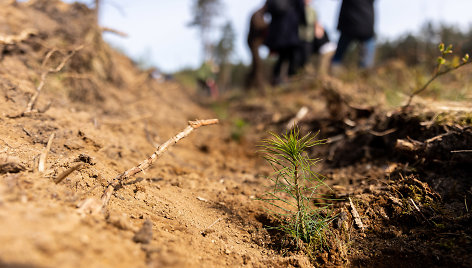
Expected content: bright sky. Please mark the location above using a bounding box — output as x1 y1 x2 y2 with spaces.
63 0 472 73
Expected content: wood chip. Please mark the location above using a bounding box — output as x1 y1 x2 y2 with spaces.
349 197 365 230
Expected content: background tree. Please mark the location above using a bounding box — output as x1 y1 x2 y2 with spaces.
95 0 100 25
188 0 222 62
214 21 235 91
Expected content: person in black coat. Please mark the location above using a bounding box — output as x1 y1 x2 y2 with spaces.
264 0 306 85
331 0 376 69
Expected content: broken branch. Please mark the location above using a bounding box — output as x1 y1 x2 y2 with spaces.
24 46 83 114
451 150 472 153
0 29 37 45
54 163 83 184
100 27 128 37
349 197 365 230
78 119 218 214
409 198 431 225
38 133 55 172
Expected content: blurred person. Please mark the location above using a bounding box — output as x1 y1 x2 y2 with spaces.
196 60 219 99
246 3 269 90
264 0 306 85
298 0 336 76
312 24 337 76
297 0 317 68
331 0 376 72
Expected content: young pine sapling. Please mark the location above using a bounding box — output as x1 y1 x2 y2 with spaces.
259 127 333 249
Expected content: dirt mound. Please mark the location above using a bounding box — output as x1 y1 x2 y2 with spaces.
227 75 472 267
1 1 471 267
0 1 295 267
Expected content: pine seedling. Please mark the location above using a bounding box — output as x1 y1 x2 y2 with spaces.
404 43 471 108
259 127 333 249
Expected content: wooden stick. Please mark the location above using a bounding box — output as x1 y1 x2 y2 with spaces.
0 29 37 45
409 198 430 224
451 150 472 153
100 27 128 37
54 163 83 184
38 133 55 172
349 197 365 230
78 119 218 214
206 217 223 229
24 45 83 115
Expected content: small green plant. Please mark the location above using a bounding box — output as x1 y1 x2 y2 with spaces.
404 43 471 108
259 127 333 249
230 118 248 142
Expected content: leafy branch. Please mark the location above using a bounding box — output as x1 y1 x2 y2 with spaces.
404 43 471 108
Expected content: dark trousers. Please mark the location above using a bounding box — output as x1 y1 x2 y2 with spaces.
273 46 298 84
332 33 376 68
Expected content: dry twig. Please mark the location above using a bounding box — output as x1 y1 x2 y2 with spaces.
77 119 218 214
409 198 431 225
54 163 83 184
0 29 37 45
451 150 472 153
38 133 54 172
100 27 128 37
9 45 83 118
349 197 365 230
26 46 83 113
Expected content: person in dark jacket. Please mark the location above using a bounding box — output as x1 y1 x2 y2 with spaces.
264 0 306 85
246 4 269 90
331 0 376 70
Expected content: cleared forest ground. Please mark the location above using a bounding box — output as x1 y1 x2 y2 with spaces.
0 1 471 267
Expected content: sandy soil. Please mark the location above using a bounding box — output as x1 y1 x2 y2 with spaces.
0 1 471 268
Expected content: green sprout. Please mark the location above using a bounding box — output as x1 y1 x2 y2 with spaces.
404 43 472 108
259 127 333 250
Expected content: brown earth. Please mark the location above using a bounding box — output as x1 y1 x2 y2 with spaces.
0 1 471 268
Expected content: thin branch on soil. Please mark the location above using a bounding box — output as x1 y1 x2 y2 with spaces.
54 163 83 184
26 46 83 113
38 133 54 172
368 128 397 137
77 119 219 214
426 132 453 143
465 196 468 213
451 150 472 153
409 198 431 225
0 29 37 45
10 45 83 118
395 139 424 152
100 27 128 37
348 197 365 230
206 217 223 229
